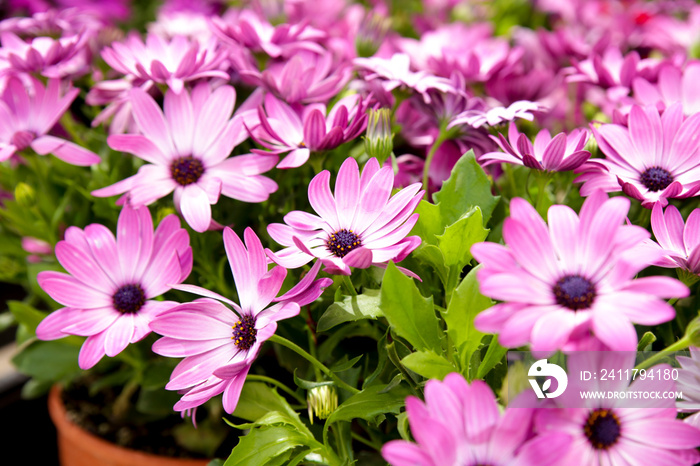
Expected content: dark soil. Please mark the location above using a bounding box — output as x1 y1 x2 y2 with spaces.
61 380 237 460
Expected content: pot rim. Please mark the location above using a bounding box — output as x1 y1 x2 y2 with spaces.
47 384 210 466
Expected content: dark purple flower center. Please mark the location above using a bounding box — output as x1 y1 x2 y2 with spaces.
113 284 146 314
232 315 257 351
553 275 596 310
584 409 621 450
327 229 362 258
170 156 204 186
640 167 673 192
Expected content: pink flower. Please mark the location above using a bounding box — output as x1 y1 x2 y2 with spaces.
354 53 456 104
0 76 100 165
35 204 193 369
534 352 700 465
101 32 229 94
633 62 700 117
85 77 147 134
382 374 566 466
575 103 700 208
647 203 700 275
91 83 278 233
210 9 326 59
150 227 332 414
480 124 591 172
249 93 369 169
267 157 423 276
448 100 544 129
471 191 689 353
0 30 89 78
676 347 700 429
396 22 513 83
237 50 352 105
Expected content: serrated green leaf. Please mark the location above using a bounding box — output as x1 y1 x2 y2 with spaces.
443 266 493 370
380 262 443 352
223 426 314 466
433 150 499 226
317 290 382 332
231 382 313 440
410 200 443 245
331 354 363 372
436 207 489 268
400 350 456 380
324 382 410 426
476 337 508 380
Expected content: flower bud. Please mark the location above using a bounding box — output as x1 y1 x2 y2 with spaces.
307 385 337 424
355 13 390 58
14 182 35 208
364 108 393 165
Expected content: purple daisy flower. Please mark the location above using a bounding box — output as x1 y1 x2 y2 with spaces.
150 227 331 414
0 76 100 165
353 53 456 104
382 374 567 466
575 103 700 208
480 123 591 172
471 191 689 353
35 204 193 369
647 203 700 276
267 157 423 276
633 62 700 117
91 82 278 233
248 93 369 169
535 352 700 465
0 30 89 79
100 32 229 94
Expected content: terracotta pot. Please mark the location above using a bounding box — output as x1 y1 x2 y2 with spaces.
47 385 210 466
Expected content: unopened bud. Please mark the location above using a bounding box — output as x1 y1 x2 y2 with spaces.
307 385 337 424
364 108 393 165
355 13 390 58
14 182 35 208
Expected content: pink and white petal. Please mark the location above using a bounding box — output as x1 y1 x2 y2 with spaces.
31 136 100 166
591 311 638 351
62 307 120 337
277 147 310 169
164 88 194 156
104 315 135 357
595 293 674 326
130 88 175 156
54 241 116 293
265 246 314 269
334 157 361 223
342 246 372 269
116 205 145 283
530 310 578 353
39 273 112 309
140 249 183 298
382 440 434 466
222 372 249 414
308 170 339 229
107 134 168 165
502 217 560 282
83 223 124 283
620 276 688 299
78 331 109 369
36 307 84 340
171 284 239 309
178 184 212 233
547 204 582 272
354 167 394 233
194 85 235 156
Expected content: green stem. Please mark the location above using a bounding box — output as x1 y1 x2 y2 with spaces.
268 334 360 394
245 374 306 404
422 131 447 200
386 341 420 396
534 172 552 217
350 432 381 451
342 275 357 297
60 112 88 148
634 336 690 371
112 378 140 421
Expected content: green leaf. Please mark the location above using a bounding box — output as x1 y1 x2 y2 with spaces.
293 371 335 390
324 382 410 426
317 290 382 332
8 301 47 334
410 243 449 283
401 350 456 380
12 340 80 382
410 201 442 245
331 354 363 372
436 207 489 269
232 382 309 435
223 426 314 466
442 266 493 369
433 150 499 226
380 262 443 352
476 337 508 380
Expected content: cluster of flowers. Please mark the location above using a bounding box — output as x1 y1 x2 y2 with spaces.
4 0 700 464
